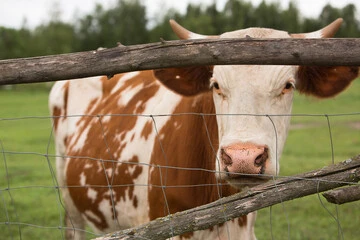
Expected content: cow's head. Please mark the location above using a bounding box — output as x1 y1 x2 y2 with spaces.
154 19 358 189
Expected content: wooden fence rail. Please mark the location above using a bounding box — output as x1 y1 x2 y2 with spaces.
96 155 360 240
0 38 360 85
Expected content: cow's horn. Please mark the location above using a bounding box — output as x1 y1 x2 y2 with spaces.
291 18 343 38
169 19 219 39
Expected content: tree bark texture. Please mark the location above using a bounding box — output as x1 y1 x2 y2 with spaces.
95 155 360 240
0 38 360 85
323 185 360 204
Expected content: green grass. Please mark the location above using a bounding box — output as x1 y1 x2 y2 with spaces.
0 79 359 239
0 89 66 239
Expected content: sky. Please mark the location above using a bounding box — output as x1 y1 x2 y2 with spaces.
0 0 359 29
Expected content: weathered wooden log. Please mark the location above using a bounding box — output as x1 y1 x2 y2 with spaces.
95 155 360 240
323 184 360 204
1 38 360 85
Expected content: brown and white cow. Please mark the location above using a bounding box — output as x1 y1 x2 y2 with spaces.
49 18 358 240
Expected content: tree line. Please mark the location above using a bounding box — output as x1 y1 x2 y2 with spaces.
0 0 359 60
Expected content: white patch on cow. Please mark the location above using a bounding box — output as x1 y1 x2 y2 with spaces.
98 197 113 219
106 167 113 178
87 188 98 203
117 84 143 107
116 85 181 161
84 210 103 233
110 72 140 94
135 101 142 110
101 115 111 123
173 121 182 130
79 172 86 186
84 163 92 169
67 76 102 117
48 81 67 110
148 167 154 192
96 160 103 173
69 125 91 152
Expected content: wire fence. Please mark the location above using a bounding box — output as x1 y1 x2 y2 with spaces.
1 109 360 239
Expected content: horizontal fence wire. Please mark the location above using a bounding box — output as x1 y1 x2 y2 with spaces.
1 112 360 239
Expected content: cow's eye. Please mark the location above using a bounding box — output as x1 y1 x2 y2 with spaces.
210 79 225 97
285 82 294 90
212 81 220 90
282 81 295 94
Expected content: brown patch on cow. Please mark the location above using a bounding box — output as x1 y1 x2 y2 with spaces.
141 120 153 140
101 75 122 96
154 66 213 96
77 98 100 126
51 82 69 132
147 91 242 238
180 232 194 239
67 155 143 229
52 107 61 131
238 215 247 227
133 196 138 208
65 71 160 230
62 81 70 120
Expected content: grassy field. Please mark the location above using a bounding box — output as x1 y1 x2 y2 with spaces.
0 79 359 240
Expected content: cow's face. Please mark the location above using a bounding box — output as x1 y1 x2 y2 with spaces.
155 19 359 189
211 63 295 185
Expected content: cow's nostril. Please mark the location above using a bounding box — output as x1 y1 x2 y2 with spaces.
254 148 268 167
221 148 232 166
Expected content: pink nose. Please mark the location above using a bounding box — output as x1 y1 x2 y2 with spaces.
221 143 268 176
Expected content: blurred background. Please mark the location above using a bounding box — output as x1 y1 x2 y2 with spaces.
0 0 359 60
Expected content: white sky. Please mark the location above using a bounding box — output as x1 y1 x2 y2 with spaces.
0 0 359 29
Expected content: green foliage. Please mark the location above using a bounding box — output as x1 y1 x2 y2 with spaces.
0 0 359 59
30 21 77 56
75 0 149 51
0 27 32 59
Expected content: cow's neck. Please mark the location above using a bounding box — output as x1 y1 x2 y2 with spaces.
148 91 238 220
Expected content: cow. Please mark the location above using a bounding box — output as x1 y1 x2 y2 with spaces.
49 18 358 240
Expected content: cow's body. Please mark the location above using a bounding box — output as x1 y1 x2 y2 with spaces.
51 71 255 239
50 19 358 239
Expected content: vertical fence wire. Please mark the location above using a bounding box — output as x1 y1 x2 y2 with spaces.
324 115 343 240
151 114 175 238
0 139 21 240
45 120 65 240
200 113 231 239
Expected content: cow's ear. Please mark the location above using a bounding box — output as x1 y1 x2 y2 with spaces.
153 66 213 96
296 66 359 98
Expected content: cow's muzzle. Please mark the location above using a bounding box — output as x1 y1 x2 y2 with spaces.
220 142 270 187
